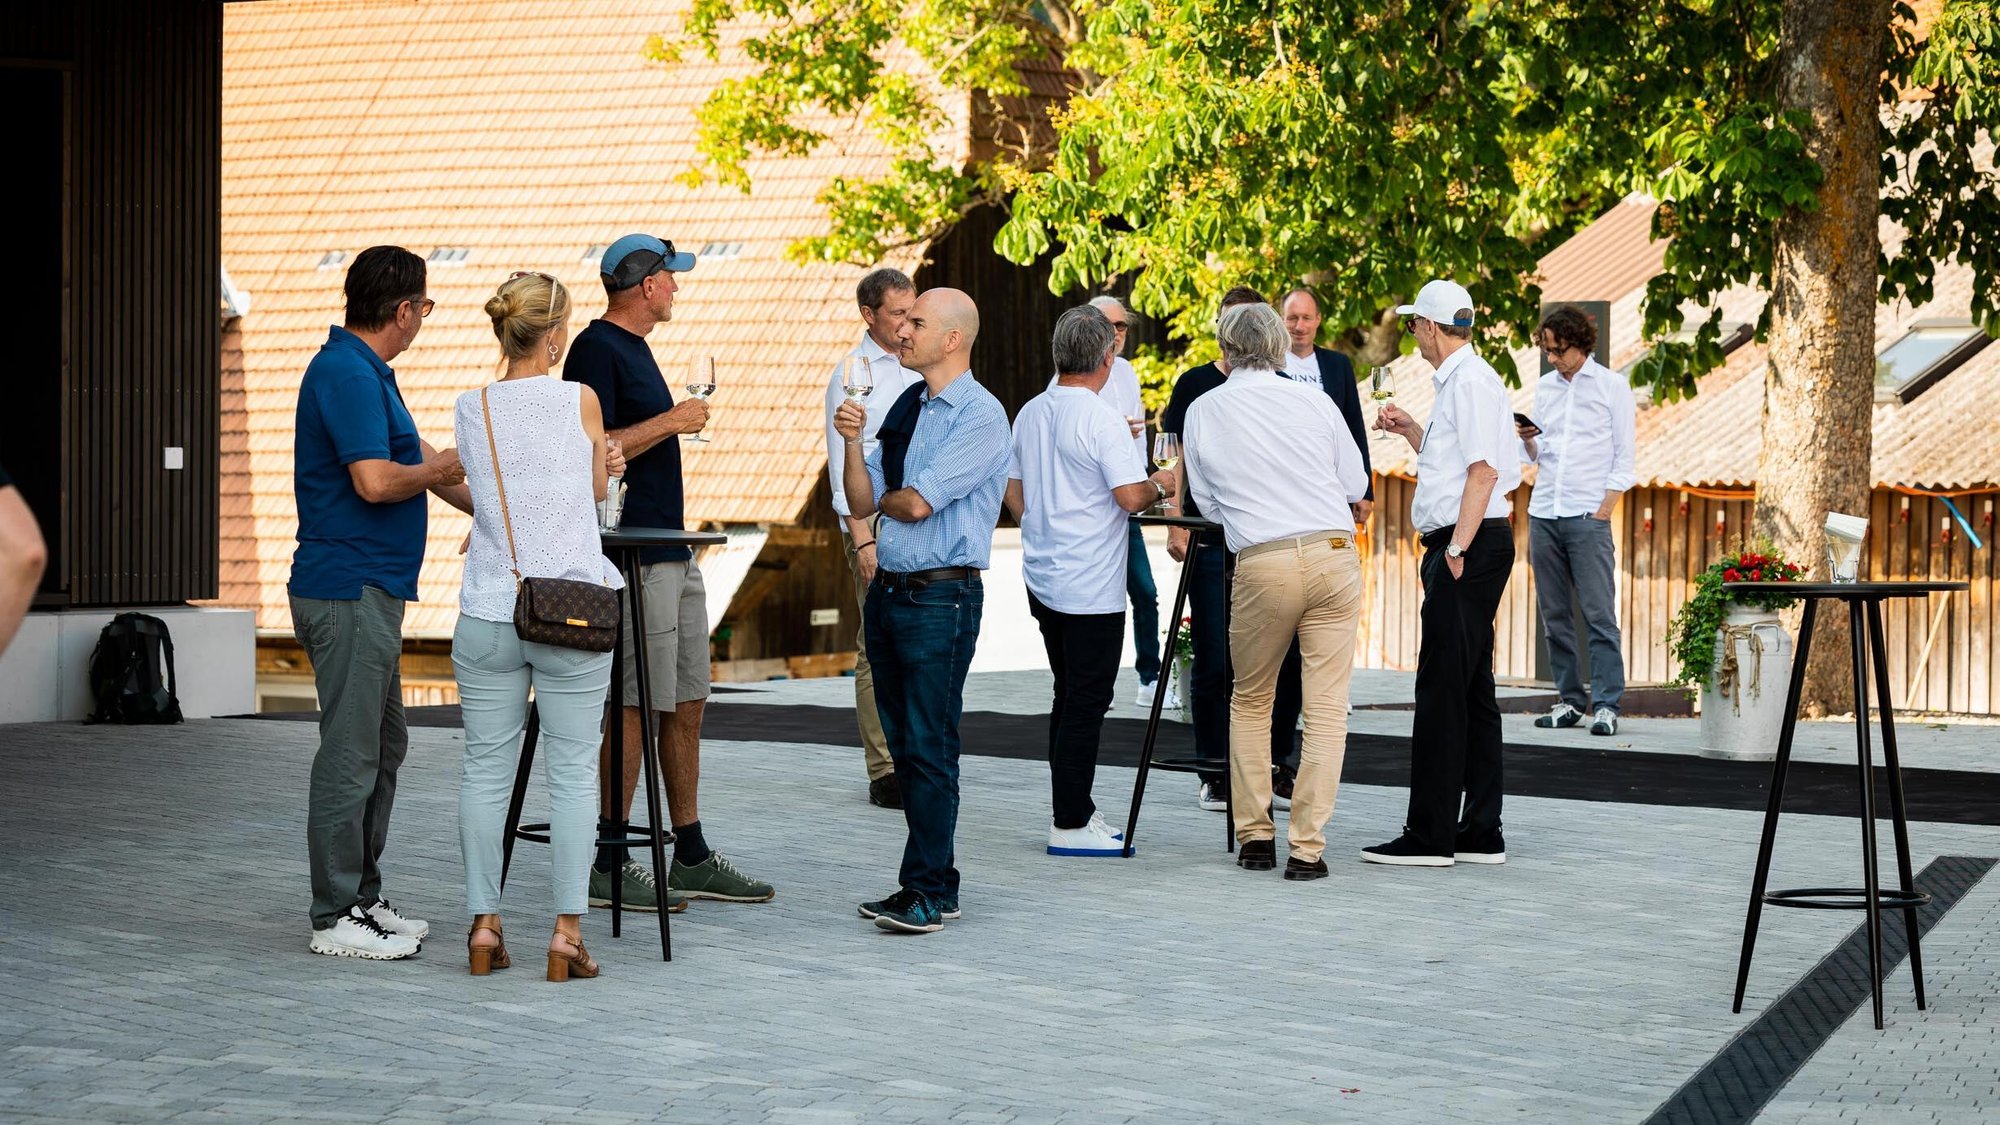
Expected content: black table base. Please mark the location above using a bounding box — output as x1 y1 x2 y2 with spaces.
1729 580 1965 1029
1122 516 1234 857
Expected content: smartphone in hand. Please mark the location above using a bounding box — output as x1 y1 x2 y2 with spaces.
1514 412 1541 437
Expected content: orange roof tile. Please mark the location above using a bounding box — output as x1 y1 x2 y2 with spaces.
222 0 930 636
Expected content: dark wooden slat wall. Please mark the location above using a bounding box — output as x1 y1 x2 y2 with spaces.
13 0 224 606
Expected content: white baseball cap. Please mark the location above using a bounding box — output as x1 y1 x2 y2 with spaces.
1395 279 1476 327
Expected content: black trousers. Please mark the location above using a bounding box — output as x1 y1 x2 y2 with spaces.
1405 519 1514 853
1189 543 1302 784
1029 590 1125 829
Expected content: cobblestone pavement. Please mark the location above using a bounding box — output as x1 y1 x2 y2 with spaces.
2 677 1996 1123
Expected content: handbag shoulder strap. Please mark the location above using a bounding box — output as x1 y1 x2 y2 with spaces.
480 386 522 586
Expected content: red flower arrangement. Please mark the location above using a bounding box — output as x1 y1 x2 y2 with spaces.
1669 545 1807 694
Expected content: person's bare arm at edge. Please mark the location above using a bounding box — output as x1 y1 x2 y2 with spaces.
1445 461 1500 580
1167 458 1190 561
417 439 474 514
350 444 464 505
611 397 709 460
0 485 46 656
1003 478 1025 523
1375 401 1425 453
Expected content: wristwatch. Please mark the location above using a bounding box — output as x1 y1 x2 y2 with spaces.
1446 542 1466 559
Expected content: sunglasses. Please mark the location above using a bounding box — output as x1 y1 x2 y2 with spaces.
509 270 556 283
402 296 435 318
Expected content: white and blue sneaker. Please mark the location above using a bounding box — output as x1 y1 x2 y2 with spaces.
1049 818 1126 857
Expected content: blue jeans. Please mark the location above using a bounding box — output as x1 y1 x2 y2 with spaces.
452 615 613 917
1127 522 1160 683
864 575 983 901
1529 515 1625 713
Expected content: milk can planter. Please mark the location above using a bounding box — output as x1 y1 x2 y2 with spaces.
1668 547 1807 762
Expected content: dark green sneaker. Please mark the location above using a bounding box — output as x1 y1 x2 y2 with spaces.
669 852 775 903
588 860 689 913
938 895 961 921
873 891 943 934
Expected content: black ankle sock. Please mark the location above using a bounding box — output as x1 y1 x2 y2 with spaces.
673 820 711 867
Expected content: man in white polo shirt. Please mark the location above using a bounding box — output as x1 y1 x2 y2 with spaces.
1364 280 1521 868
1183 302 1369 880
1007 305 1177 857
1520 304 1636 737
823 268 924 809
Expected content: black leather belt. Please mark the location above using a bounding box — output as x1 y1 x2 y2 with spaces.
1420 518 1511 550
875 566 979 589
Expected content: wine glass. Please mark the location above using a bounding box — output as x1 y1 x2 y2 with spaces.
684 356 716 444
1368 365 1396 442
842 355 873 403
1150 432 1181 514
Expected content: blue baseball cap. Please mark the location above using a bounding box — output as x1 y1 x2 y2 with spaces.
600 234 697 291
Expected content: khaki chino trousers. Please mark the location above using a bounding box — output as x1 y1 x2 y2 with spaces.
846 522 893 780
1227 534 1363 862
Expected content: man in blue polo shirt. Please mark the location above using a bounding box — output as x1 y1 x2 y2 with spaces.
565 234 775 913
834 287 1010 934
291 245 469 960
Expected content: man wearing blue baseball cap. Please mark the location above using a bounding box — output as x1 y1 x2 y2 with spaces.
563 235 776 912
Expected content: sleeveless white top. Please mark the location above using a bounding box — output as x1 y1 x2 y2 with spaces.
454 377 623 623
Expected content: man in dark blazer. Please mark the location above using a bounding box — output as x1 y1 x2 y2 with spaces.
1280 288 1375 526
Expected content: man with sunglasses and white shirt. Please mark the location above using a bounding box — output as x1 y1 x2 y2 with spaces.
1520 305 1636 737
1365 280 1520 868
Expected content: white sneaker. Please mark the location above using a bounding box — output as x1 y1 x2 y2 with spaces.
1197 781 1227 812
365 897 429 941
1590 707 1618 736
309 906 420 960
1134 679 1158 707
1086 811 1125 841
1048 819 1125 857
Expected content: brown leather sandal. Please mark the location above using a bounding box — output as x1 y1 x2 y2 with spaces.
546 932 599 982
467 921 511 976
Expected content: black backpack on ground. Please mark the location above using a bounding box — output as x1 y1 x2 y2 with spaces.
84 612 184 725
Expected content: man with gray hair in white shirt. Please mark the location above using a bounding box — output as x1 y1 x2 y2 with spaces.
1183 302 1369 881
1519 304 1636 737
1365 280 1521 869
1009 304 1177 857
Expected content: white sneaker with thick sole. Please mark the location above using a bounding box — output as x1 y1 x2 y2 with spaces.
1197 781 1227 812
309 908 420 960
1134 680 1158 707
365 897 429 941
1049 819 1126 857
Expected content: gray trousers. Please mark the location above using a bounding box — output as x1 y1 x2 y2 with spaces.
1529 515 1626 713
291 586 408 930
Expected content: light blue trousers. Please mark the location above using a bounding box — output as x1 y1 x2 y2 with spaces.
452 614 613 917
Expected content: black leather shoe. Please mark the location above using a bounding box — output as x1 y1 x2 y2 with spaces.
1284 855 1329 880
868 775 902 809
1236 839 1277 870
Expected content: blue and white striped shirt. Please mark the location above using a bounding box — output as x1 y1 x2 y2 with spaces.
866 370 1010 572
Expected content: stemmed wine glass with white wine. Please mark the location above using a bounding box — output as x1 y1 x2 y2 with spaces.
841 355 873 404
1150 432 1181 514
684 356 716 444
1368 365 1396 443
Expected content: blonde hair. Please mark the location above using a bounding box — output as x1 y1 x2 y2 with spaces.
484 272 570 361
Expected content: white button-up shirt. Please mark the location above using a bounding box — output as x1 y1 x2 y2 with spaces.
1048 355 1146 460
1283 349 1322 387
1009 385 1148 614
1523 356 1637 519
1410 346 1522 535
1183 367 1368 554
824 331 923 519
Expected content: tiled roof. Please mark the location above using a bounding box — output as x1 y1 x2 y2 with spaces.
1370 196 2000 492
221 0 928 635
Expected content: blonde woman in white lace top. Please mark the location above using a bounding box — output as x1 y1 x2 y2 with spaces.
453 271 625 983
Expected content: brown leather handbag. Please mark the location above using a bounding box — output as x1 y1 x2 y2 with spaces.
481 387 619 653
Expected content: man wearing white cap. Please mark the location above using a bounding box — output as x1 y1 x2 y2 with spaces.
1363 280 1520 868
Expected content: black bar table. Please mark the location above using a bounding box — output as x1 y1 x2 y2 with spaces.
500 526 728 962
1728 579 1968 1028
1121 513 1232 857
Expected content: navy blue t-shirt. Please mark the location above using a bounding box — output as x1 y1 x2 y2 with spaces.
289 326 427 601
563 319 689 564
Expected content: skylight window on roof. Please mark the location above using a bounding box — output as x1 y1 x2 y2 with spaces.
316 250 347 271
1618 322 1754 402
427 247 471 267
1875 322 1990 404
698 242 745 261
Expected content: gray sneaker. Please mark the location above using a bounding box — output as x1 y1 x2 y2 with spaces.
588 860 689 913
670 851 776 902
1589 707 1618 736
1535 703 1584 729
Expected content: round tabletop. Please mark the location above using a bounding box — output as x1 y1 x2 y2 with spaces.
1130 513 1223 531
601 526 730 549
1723 580 1969 597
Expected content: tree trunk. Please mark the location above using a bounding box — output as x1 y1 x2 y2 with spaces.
1757 0 1887 716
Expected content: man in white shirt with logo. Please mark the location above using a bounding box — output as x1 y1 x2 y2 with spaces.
1183 302 1369 880
1008 305 1177 857
823 268 923 809
1365 280 1521 868
1520 305 1636 737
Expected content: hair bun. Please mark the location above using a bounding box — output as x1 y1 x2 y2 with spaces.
484 291 519 322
